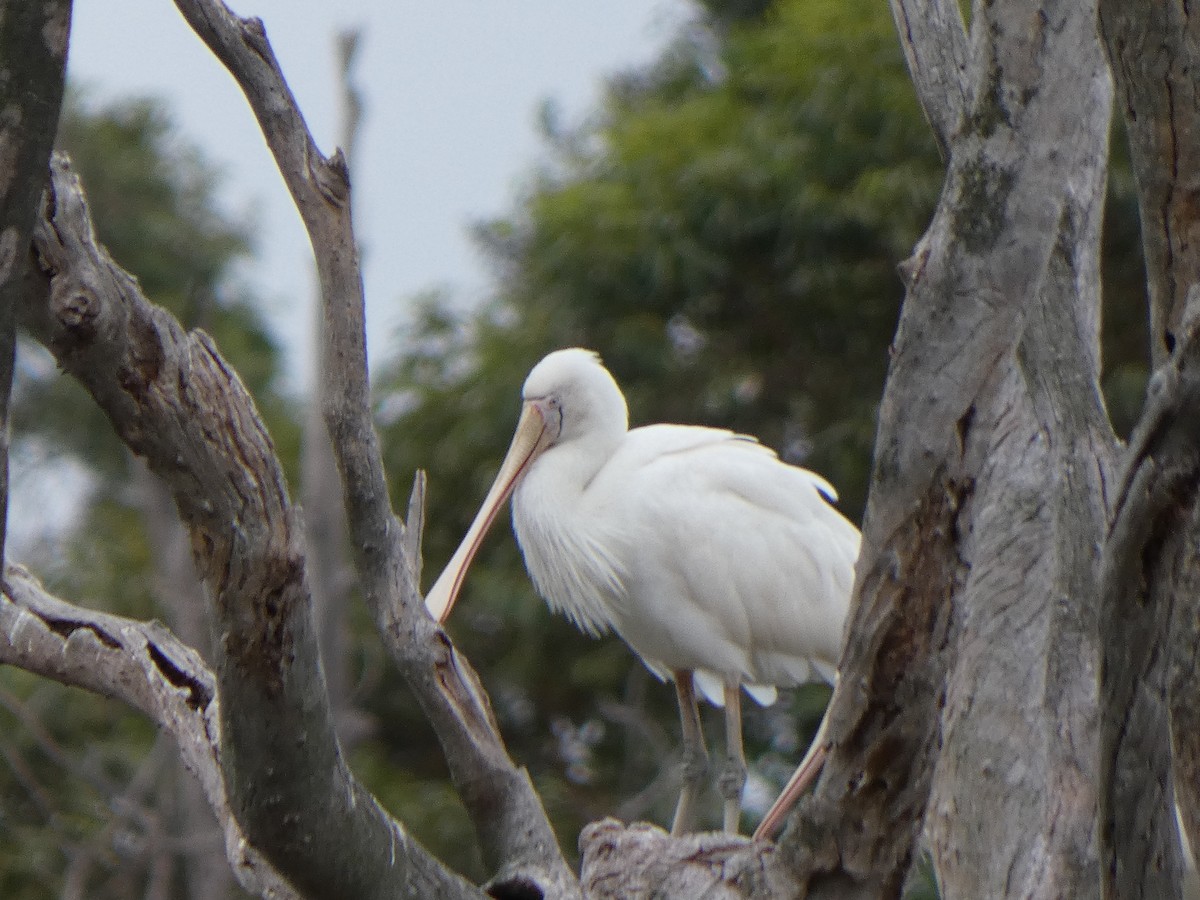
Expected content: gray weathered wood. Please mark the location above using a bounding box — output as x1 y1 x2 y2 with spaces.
0 564 297 899
888 0 969 158
1097 293 1200 899
773 1 1115 895
24 155 484 900
1098 2 1200 882
169 1 579 894
0 0 71 564
1098 0 1200 370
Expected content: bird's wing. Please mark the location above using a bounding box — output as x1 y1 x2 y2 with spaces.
589 425 859 690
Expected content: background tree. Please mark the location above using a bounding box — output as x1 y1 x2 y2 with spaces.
0 0 1194 898
4 92 286 899
375 0 1144 853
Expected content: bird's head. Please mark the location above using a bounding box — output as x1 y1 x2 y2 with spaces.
424 348 627 622
520 347 629 449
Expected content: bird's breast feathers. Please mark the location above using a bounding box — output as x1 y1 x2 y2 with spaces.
511 423 858 687
511 475 629 638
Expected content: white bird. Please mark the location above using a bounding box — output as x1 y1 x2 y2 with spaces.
425 348 859 838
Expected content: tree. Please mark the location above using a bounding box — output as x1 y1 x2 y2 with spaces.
3 90 287 898
1 1 1198 899
375 0 945 845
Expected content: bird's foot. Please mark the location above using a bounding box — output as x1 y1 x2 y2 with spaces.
717 753 747 834
671 741 710 835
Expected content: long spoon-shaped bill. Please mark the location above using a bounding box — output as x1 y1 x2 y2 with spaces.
424 403 551 623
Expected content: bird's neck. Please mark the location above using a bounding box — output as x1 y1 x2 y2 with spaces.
536 430 619 494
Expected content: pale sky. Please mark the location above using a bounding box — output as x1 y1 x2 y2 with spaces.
10 0 690 554
66 0 691 389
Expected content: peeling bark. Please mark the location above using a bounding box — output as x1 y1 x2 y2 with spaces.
0 564 297 899
24 156 484 900
775 1 1114 895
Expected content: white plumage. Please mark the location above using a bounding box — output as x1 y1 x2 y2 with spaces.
426 348 859 838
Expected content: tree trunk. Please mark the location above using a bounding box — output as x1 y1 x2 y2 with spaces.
0 0 71 563
776 0 1117 895
137 463 236 900
1098 1 1200 883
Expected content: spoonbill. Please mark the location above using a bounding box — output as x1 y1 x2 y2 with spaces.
425 348 859 837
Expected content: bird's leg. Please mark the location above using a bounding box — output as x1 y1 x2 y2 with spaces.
718 679 747 833
752 703 832 841
671 669 708 836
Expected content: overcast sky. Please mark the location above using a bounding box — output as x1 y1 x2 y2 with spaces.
65 0 690 389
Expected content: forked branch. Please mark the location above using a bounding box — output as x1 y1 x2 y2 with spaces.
171 0 577 893
25 155 482 899
0 565 298 899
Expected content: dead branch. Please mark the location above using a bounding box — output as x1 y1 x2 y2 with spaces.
0 564 297 898
773 1 1114 895
1098 290 1200 898
887 0 969 159
0 0 72 564
168 0 578 893
1098 1 1200 370
1098 4 1200 879
23 154 483 899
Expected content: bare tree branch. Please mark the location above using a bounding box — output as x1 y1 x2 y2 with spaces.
1097 3 1200 879
772 1 1113 894
0 0 71 564
0 564 297 899
23 155 483 899
887 0 969 158
1098 289 1200 898
1098 1 1200 370
168 1 578 893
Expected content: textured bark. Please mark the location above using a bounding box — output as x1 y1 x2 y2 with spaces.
773 1 1115 896
0 0 71 564
1098 2 1200 883
0 564 296 899
579 820 792 898
886 0 968 159
167 2 580 894
24 155 483 900
1098 1 1200 371
1097 295 1200 899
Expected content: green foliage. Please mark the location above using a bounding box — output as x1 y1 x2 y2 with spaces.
376 0 1149 864
376 0 942 849
1 0 1153 892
